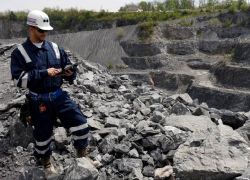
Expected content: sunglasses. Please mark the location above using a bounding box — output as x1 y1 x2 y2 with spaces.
33 27 48 33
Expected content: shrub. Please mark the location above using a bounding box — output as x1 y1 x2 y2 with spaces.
228 5 237 13
181 18 191 27
190 19 194 26
108 61 113 69
208 18 222 27
230 48 235 59
236 19 243 26
241 3 249 12
118 27 126 38
137 21 158 40
223 19 231 27
166 21 170 26
198 33 202 39
222 51 225 56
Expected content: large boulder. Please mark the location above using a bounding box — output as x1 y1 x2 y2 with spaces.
63 158 99 180
165 27 195 40
9 116 33 148
199 39 235 54
121 54 164 70
163 115 249 180
167 41 196 55
151 71 194 92
19 167 45 180
210 61 250 90
200 30 219 41
120 40 167 57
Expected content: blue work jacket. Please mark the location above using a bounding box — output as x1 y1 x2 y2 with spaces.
11 38 76 94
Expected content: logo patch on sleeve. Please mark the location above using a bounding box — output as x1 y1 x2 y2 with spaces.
27 17 36 25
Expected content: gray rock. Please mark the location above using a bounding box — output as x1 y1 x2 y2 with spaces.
133 98 146 111
149 104 164 112
172 118 249 180
136 112 144 121
150 111 165 123
166 27 194 40
19 167 45 180
113 142 131 154
220 110 247 129
142 166 155 177
116 158 143 173
167 41 196 55
98 134 118 154
234 166 250 180
105 117 121 128
129 168 143 180
140 108 151 116
90 133 102 146
136 120 149 133
150 93 162 104
101 153 114 164
129 148 139 158
63 157 99 180
154 166 174 180
200 30 219 41
140 127 161 136
120 75 129 80
170 102 191 115
98 127 117 136
27 143 35 152
110 128 126 141
120 41 166 57
54 127 68 150
150 148 162 161
141 134 161 149
9 116 33 148
141 154 154 166
88 117 104 130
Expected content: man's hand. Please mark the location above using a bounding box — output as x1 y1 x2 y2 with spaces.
63 70 73 76
47 68 60 77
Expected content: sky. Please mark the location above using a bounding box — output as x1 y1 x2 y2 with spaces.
0 0 153 12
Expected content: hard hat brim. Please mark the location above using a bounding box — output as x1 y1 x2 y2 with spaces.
38 25 53 30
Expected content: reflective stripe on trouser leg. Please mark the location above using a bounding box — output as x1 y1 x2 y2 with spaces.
56 107 89 150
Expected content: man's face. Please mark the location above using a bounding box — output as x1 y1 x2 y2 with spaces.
32 27 48 42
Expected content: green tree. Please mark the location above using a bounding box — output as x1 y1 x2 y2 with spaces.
238 0 246 9
138 1 148 11
9 11 17 21
164 0 176 11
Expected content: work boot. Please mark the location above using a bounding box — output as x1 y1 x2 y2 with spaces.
40 157 59 180
76 147 101 167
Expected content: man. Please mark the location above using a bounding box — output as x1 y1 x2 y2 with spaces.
11 10 93 180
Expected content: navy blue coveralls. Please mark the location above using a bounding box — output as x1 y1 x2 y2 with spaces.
11 38 89 158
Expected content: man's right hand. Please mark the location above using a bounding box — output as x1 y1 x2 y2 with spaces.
47 68 60 77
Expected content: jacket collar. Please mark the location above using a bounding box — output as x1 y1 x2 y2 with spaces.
25 37 49 51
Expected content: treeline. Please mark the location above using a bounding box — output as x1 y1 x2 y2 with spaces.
0 0 249 29
0 7 204 28
120 0 249 12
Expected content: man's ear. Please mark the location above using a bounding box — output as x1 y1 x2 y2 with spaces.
29 26 34 33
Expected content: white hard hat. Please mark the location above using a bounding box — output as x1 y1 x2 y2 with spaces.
27 10 53 30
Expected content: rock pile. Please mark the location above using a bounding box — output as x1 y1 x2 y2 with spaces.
0 45 249 180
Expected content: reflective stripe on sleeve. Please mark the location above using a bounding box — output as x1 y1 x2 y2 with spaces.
69 124 88 133
21 73 28 88
51 42 60 59
72 133 89 141
17 45 32 63
13 71 28 88
35 136 52 147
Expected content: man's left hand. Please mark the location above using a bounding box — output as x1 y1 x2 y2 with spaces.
63 70 73 76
